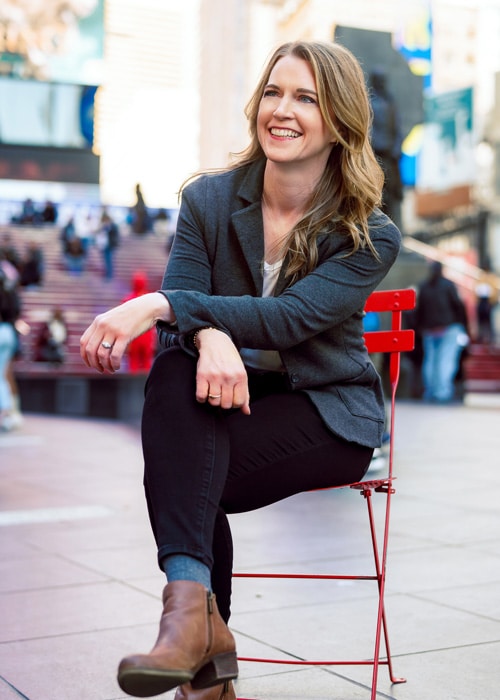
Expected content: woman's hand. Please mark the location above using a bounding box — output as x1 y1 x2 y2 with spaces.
80 292 173 373
195 328 250 414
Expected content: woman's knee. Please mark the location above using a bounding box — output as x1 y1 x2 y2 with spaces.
145 346 196 396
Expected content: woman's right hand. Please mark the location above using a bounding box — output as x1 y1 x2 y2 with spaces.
194 328 250 414
80 292 173 373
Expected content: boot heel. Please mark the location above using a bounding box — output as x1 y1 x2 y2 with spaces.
191 651 238 689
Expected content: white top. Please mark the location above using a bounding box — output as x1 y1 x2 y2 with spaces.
239 260 285 372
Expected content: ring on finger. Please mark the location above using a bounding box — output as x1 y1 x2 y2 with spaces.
101 341 113 349
208 393 222 399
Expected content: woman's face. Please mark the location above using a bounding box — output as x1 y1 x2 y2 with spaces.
257 54 335 173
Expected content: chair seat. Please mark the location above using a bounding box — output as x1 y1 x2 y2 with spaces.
351 477 396 493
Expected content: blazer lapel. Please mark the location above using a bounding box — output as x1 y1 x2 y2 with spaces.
231 203 265 294
230 160 266 295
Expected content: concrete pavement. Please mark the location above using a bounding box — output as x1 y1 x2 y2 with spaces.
1 394 500 699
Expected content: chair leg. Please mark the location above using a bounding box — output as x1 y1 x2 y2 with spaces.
363 489 406 697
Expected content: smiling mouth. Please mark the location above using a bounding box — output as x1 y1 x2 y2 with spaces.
270 128 301 138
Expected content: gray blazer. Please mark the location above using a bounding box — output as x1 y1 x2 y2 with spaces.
158 159 401 447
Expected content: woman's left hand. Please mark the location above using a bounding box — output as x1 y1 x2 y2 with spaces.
195 328 251 414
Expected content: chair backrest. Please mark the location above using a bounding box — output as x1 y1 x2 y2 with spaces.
363 288 416 481
364 288 416 385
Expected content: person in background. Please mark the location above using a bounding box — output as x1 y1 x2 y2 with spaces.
475 266 498 344
415 261 469 404
368 66 404 232
34 308 68 365
131 183 151 234
20 241 45 287
0 263 21 431
60 216 76 250
80 41 401 700
122 271 157 372
40 200 58 224
18 198 39 224
63 235 86 275
95 209 120 280
0 233 22 273
76 211 96 254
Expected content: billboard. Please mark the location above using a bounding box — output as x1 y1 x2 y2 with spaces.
0 80 96 149
0 1 103 184
0 0 104 85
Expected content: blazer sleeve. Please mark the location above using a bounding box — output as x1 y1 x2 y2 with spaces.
156 176 215 350
160 177 215 297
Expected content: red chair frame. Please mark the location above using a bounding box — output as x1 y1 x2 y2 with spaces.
234 288 416 699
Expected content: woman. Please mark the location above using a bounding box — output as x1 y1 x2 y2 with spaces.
0 263 21 431
81 41 401 700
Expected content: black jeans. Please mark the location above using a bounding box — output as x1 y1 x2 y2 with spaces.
142 347 373 622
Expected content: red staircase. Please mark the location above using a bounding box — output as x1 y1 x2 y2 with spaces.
464 343 500 393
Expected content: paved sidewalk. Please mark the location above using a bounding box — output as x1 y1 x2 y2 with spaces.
1 395 500 699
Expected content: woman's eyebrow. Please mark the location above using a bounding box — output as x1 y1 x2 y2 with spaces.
264 83 318 97
297 88 318 97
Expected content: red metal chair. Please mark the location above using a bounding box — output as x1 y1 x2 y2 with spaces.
234 288 416 699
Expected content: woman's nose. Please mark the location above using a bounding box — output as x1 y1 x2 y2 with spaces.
273 96 292 118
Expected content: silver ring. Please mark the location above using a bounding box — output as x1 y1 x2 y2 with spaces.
208 393 222 399
101 341 113 349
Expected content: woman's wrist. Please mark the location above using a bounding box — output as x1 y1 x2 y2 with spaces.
153 291 175 324
192 326 218 351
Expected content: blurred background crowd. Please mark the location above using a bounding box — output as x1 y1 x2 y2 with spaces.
1 0 500 432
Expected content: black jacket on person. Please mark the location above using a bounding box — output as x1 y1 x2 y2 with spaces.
416 266 467 331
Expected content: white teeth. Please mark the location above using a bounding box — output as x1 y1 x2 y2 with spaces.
270 128 300 138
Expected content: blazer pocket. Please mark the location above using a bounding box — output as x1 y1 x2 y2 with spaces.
335 366 384 421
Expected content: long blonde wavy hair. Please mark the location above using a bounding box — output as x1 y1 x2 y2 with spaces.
182 41 384 282
235 41 384 280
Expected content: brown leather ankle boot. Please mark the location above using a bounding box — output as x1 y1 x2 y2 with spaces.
117 581 238 697
174 680 236 700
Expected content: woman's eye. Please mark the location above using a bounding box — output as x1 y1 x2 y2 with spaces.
298 94 316 104
263 88 279 98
